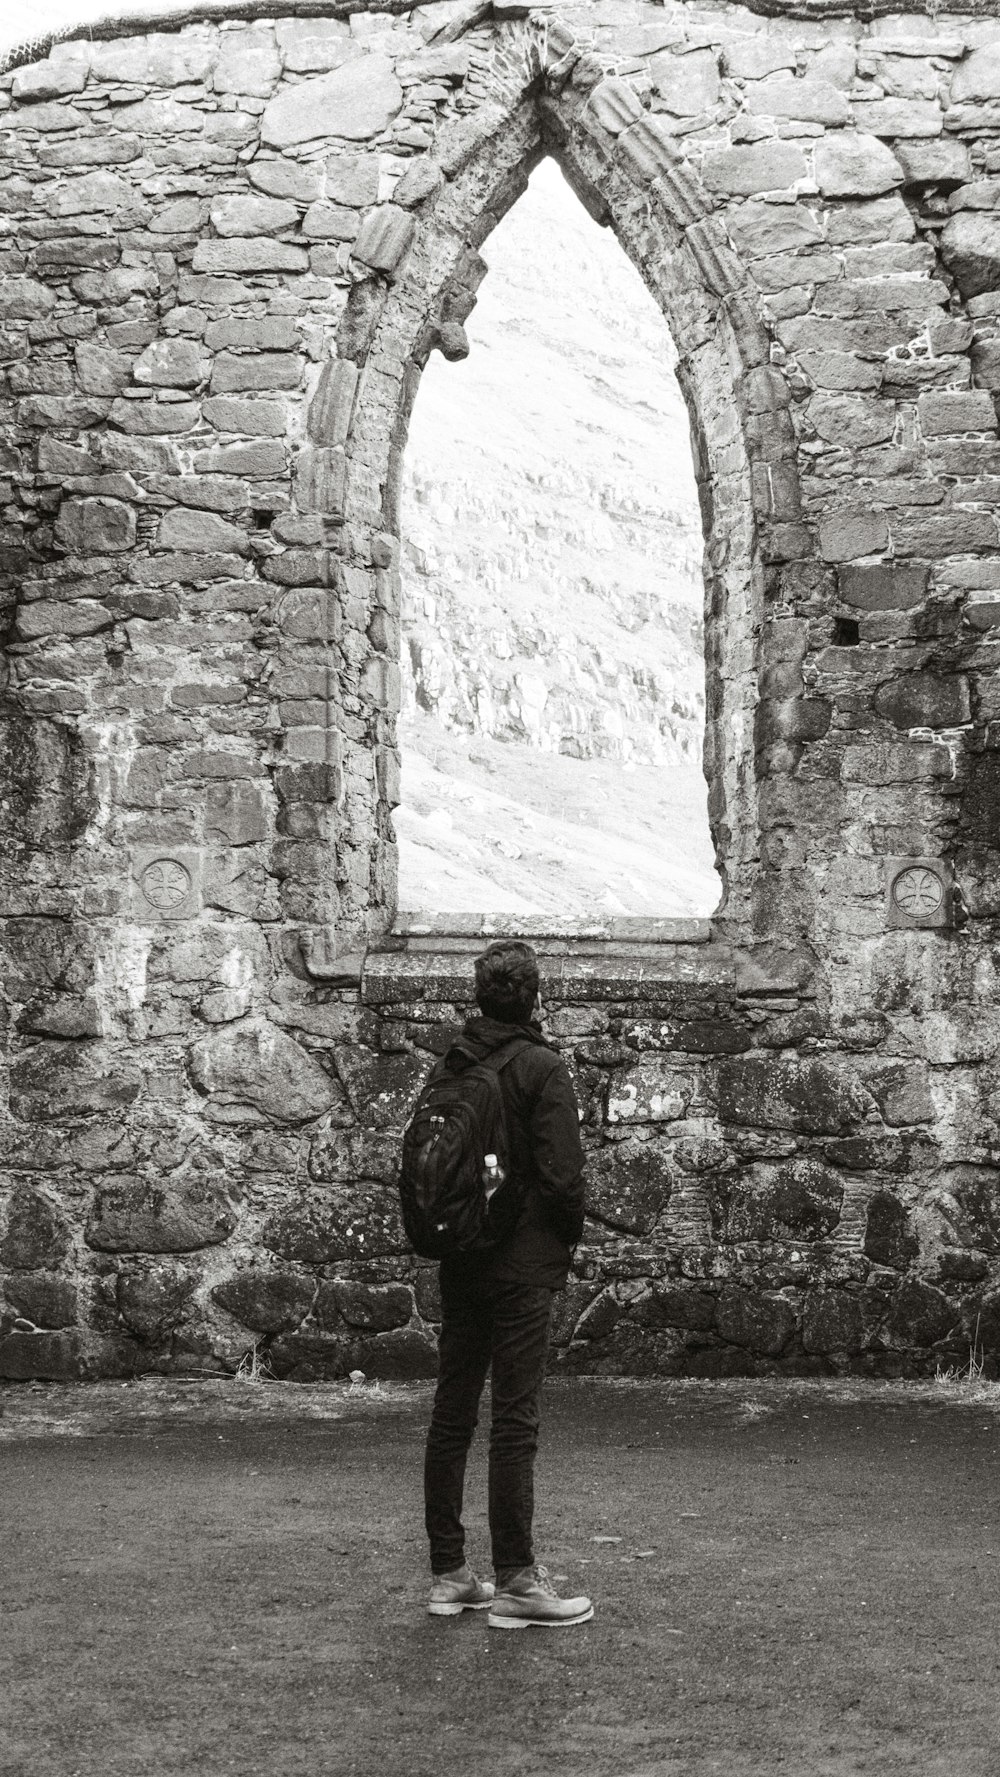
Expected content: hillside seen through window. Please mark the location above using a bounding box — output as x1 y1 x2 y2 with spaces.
396 158 718 920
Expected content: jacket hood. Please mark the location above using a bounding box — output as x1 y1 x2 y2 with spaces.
443 1014 550 1073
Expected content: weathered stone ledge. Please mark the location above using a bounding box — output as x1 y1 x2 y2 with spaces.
389 912 714 944
362 939 736 1002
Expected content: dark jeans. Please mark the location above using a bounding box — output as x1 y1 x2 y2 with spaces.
424 1274 554 1577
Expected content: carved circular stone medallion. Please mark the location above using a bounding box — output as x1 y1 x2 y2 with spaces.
891 865 944 920
140 857 192 910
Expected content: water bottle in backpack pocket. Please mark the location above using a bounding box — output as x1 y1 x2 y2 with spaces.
398 1040 527 1260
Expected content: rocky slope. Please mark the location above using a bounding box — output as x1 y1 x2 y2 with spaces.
396 157 717 919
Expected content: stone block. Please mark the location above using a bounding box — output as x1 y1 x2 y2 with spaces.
54 496 136 555
210 195 299 237
863 1190 919 1269
46 172 134 218
281 1324 437 1382
275 17 354 73
192 239 309 274
716 1055 870 1135
861 1060 935 1126
896 139 970 188
194 444 287 477
351 205 415 277
188 1016 336 1123
728 201 824 261
203 398 289 437
715 1159 844 1242
716 1286 796 1356
802 1290 878 1355
325 154 380 207
308 1128 401 1186
204 781 268 846
702 141 807 197
606 1059 694 1124
301 203 357 241
294 447 347 514
940 213 1000 299
819 509 890 562
74 344 131 397
249 159 323 203
581 77 644 137
837 563 927 610
89 31 216 87
392 159 443 209
3 1273 77 1328
0 1330 83 1381
0 277 57 323
7 100 87 131
307 360 359 445
130 847 202 919
586 1139 673 1235
12 56 88 101
949 44 1000 105
212 1268 313 1332
333 1047 427 1131
933 1166 1000 1254
650 49 720 117
210 353 301 394
318 1280 412 1332
9 1044 143 1122
263 1330 350 1380
842 741 951 785
747 77 849 126
116 1263 195 1339
200 988 252 1024
264 1184 405 1264
918 390 997 435
157 508 246 554
109 399 200 436
852 97 943 138
634 1284 716 1333
873 672 970 730
809 395 896 449
0 1185 70 1270
721 37 796 79
86 1178 237 1253
814 135 904 198
886 1279 957 1347
213 30 282 97
260 54 402 149
616 114 682 184
884 857 952 930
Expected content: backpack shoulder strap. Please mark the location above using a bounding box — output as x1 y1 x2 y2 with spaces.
476 1036 532 1076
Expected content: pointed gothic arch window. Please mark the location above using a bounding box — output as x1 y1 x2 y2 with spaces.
394 157 718 923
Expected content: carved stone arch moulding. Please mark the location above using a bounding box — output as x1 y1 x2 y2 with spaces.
337 22 810 955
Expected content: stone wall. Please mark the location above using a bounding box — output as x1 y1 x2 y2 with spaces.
3 0 1000 1381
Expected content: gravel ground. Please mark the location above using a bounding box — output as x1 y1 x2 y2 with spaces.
3 1375 1000 1777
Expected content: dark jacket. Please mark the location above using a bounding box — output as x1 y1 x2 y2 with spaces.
438 1014 586 1292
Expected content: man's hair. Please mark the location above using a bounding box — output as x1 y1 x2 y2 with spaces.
474 940 540 1024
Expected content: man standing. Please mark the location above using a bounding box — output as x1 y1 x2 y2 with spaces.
423 939 593 1629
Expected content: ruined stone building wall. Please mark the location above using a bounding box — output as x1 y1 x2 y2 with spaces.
2 0 1000 1380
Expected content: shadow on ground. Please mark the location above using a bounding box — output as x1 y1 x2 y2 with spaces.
3 1376 999 1777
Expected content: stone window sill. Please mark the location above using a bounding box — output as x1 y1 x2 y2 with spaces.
363 916 733 1005
389 912 713 944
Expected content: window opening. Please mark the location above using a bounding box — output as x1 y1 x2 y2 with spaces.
396 157 718 920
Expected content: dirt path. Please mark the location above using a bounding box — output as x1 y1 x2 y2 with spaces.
3 1376 1000 1777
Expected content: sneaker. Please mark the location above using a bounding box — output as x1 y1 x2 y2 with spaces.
487 1564 594 1630
427 1563 495 1617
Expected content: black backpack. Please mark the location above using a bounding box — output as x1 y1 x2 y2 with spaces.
398 1038 528 1260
